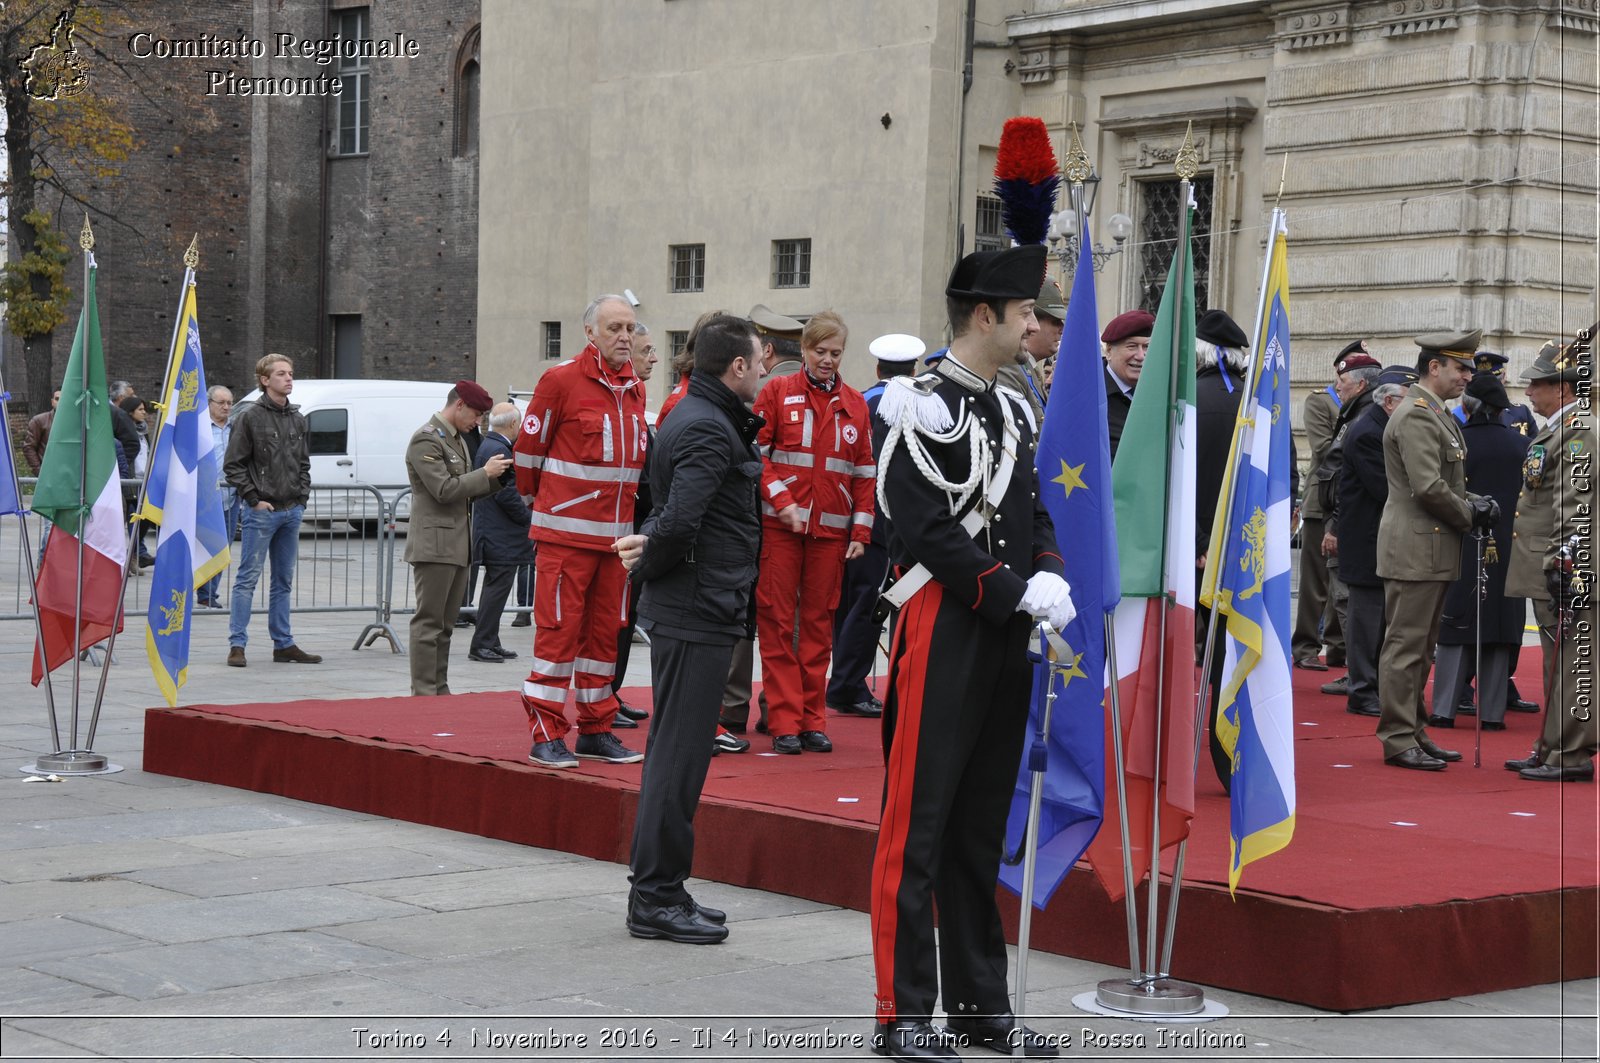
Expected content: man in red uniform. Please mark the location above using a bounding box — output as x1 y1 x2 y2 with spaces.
753 310 876 754
514 294 649 768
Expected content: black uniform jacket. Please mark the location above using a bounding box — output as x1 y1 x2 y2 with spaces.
1335 402 1390 588
1438 415 1531 646
1195 362 1245 561
633 372 764 643
1104 363 1133 459
472 431 534 567
882 355 1063 624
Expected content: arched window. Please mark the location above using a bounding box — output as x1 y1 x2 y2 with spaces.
454 26 481 157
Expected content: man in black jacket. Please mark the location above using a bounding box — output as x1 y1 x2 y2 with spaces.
469 403 534 663
614 315 765 946
1335 366 1416 718
1101 309 1153 458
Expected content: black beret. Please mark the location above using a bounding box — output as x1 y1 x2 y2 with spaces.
1465 370 1512 411
1195 308 1248 349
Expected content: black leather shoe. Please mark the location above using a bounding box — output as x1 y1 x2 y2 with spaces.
1508 698 1540 713
947 1012 1060 1058
467 648 505 663
1457 697 1477 716
686 893 726 924
617 701 650 721
1418 737 1462 762
491 645 518 659
1293 656 1328 671
1386 747 1446 771
1325 652 1346 668
510 613 532 628
626 895 728 944
799 730 833 753
1346 703 1380 717
772 735 802 755
612 712 638 729
1505 750 1543 771
828 698 884 717
1481 720 1506 731
873 1021 959 1062
1320 675 1350 696
1426 714 1455 729
1520 762 1594 782
755 718 770 735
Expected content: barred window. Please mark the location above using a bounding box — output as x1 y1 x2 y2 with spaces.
670 244 705 293
667 330 689 383
771 238 812 288
1136 176 1213 312
542 321 562 360
975 194 1008 252
334 8 371 156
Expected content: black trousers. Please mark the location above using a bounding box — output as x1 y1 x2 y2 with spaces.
613 575 641 696
870 582 1032 1025
470 563 516 655
827 541 888 706
629 628 735 906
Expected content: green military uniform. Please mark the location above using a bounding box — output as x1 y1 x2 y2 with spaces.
1505 334 1598 781
1375 331 1480 766
1292 376 1344 665
405 413 496 696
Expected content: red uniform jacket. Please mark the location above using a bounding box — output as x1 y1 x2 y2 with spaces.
753 372 875 545
513 344 647 550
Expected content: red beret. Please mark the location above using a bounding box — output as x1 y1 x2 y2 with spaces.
454 379 493 412
1101 310 1156 345
1335 352 1380 374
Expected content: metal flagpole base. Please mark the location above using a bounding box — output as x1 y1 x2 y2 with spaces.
1094 976 1208 1016
21 751 124 775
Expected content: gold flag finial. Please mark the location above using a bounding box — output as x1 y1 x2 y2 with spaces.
1063 122 1091 185
1174 120 1199 180
79 213 94 251
184 233 200 270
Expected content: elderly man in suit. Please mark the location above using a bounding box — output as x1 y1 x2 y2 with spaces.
404 381 508 696
1375 331 1501 770
1100 309 1152 459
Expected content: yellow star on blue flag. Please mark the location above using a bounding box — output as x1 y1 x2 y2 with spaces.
1051 459 1087 499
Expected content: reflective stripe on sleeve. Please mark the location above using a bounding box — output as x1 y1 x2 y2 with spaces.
770 449 815 468
541 457 641 483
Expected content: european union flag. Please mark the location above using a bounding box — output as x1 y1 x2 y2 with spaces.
142 281 230 706
1000 219 1119 908
0 391 21 517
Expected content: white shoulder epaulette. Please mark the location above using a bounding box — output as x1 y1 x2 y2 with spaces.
878 372 953 435
995 383 1037 437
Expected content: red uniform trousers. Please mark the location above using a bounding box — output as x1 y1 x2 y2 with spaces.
756 527 845 738
521 542 629 741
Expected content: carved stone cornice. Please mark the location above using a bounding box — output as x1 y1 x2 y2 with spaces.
1269 2 1352 49
1552 0 1599 35
1376 0 1458 39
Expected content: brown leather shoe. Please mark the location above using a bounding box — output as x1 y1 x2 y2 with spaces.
227 646 246 668
272 645 323 664
1386 747 1446 771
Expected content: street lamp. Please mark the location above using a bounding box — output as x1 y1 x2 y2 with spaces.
1048 173 1131 275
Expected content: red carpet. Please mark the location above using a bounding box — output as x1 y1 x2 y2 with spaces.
144 666 1597 1011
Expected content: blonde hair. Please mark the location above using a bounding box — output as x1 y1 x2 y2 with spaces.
255 353 293 381
802 310 847 350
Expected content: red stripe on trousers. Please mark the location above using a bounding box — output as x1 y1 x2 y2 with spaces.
870 579 942 1023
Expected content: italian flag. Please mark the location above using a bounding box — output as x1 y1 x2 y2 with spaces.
1085 222 1198 901
31 262 127 684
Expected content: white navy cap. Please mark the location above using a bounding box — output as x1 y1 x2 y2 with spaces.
869 333 926 363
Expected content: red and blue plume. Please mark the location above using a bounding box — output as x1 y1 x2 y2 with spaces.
993 116 1060 246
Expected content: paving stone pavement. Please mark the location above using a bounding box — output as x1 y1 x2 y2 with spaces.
0 603 1595 1061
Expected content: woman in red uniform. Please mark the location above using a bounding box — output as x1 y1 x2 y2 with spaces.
753 311 876 753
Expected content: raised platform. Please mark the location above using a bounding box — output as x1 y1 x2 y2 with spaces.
143 669 1597 1012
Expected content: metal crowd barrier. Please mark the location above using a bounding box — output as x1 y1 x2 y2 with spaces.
3 479 404 653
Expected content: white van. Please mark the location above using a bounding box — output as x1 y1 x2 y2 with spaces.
234 379 454 528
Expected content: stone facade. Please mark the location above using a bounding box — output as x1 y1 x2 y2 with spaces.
11 0 478 409
478 0 1596 430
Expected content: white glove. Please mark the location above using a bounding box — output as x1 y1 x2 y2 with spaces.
1018 571 1076 630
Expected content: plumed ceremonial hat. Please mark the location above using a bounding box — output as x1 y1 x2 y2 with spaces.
1195 308 1248 349
748 304 804 338
1375 364 1419 388
1034 279 1068 322
1333 339 1369 366
1465 370 1513 411
1414 329 1482 365
868 333 926 363
454 379 493 412
945 244 1048 301
1100 309 1156 345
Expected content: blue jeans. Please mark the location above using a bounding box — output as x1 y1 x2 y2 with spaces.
200 491 241 604
228 504 302 649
